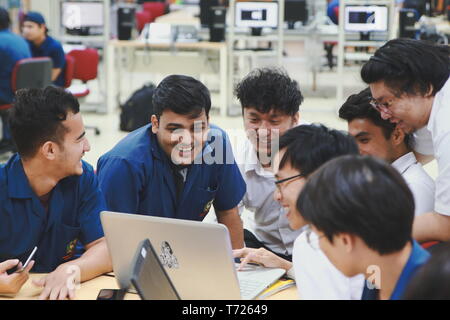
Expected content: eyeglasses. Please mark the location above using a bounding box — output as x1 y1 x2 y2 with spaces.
369 98 394 113
305 225 325 251
274 173 305 192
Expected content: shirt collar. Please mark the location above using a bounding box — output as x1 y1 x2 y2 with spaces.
391 152 417 176
7 153 34 199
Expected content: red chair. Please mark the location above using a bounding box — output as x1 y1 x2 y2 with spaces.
135 10 153 33
142 2 166 22
0 57 52 111
65 49 101 135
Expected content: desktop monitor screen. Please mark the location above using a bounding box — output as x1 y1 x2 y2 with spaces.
344 5 388 32
284 0 307 24
235 1 278 28
62 1 104 29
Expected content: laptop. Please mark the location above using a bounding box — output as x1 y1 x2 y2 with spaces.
130 239 180 300
101 211 286 300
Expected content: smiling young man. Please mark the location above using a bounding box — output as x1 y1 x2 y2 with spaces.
233 67 306 261
361 39 450 243
0 87 112 300
298 155 430 300
234 124 365 299
97 75 246 249
339 87 434 216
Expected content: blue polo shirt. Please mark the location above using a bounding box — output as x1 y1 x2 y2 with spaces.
0 30 31 104
28 36 65 87
97 124 246 221
361 240 430 300
0 154 106 273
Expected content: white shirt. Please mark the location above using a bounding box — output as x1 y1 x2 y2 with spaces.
293 232 365 300
426 76 450 216
236 138 302 256
391 152 435 216
413 127 434 156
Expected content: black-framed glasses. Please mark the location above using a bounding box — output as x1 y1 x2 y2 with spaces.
305 225 325 251
274 173 305 193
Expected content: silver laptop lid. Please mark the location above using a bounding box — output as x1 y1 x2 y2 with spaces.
101 211 242 300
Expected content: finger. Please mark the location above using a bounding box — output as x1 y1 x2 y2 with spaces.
68 288 76 300
233 247 253 258
58 286 68 301
238 253 257 271
0 259 20 273
23 260 35 273
50 287 61 301
38 285 52 300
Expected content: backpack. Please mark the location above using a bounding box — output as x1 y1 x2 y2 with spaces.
119 83 156 132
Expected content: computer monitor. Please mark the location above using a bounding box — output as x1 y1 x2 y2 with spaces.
235 1 279 29
61 1 104 29
284 0 308 29
344 5 388 33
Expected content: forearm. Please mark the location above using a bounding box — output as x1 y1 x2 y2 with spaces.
217 208 244 249
413 211 450 242
60 239 112 282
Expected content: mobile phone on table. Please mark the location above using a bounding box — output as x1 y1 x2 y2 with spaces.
96 289 127 300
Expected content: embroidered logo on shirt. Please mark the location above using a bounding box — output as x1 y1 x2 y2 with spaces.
62 239 78 261
199 199 214 218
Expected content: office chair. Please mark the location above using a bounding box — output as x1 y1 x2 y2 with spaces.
0 57 52 154
142 2 167 21
135 10 153 33
65 48 101 135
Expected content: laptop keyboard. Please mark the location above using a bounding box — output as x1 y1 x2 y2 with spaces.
238 278 268 300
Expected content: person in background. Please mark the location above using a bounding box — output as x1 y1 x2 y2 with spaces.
22 11 66 87
0 7 31 151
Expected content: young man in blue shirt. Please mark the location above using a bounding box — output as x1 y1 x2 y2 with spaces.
97 75 246 248
0 87 112 299
0 7 31 149
22 12 66 87
298 155 430 300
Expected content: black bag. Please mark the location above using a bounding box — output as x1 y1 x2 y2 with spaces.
120 83 156 132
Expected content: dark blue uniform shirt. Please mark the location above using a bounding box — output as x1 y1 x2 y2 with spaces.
27 36 66 87
97 124 246 221
0 154 106 273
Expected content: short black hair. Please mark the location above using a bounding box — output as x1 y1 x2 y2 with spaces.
278 124 359 176
234 67 304 116
361 39 450 97
403 242 450 300
298 155 415 255
0 7 10 30
9 86 80 159
339 88 413 148
152 75 211 119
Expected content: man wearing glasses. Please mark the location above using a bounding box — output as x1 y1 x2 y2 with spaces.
361 39 450 244
339 87 434 216
234 124 365 299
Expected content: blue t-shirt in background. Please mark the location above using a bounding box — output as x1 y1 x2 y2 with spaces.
0 29 31 104
28 36 66 87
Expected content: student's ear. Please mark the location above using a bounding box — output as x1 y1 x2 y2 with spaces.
339 233 356 254
391 125 406 147
293 112 300 126
41 141 58 160
151 115 159 134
